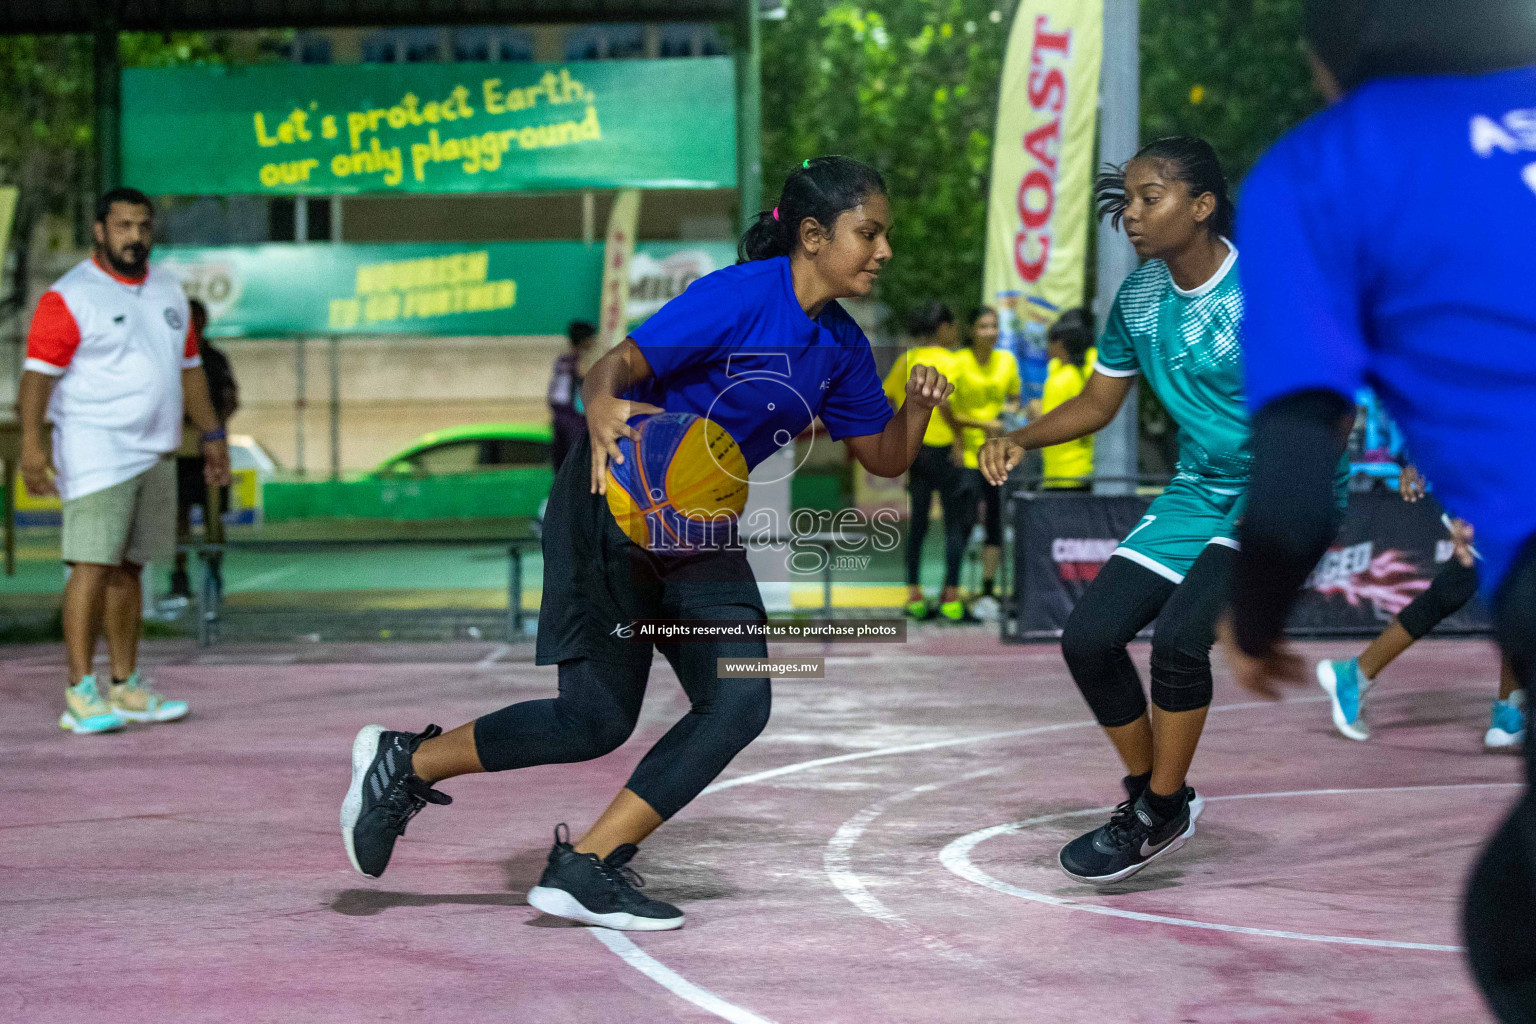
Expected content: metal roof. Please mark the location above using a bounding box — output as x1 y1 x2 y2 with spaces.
0 0 743 35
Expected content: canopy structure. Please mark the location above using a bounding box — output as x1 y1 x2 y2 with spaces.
0 1 740 34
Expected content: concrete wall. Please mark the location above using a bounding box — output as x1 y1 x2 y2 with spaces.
222 334 566 474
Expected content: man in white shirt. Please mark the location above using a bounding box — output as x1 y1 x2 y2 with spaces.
15 187 231 734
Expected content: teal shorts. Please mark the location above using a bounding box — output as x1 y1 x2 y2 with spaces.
1113 475 1245 583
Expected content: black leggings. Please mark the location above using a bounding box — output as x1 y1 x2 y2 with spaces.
967 469 1004 548
1465 534 1536 1024
1397 557 1479 640
472 621 771 822
1060 544 1236 727
907 445 974 589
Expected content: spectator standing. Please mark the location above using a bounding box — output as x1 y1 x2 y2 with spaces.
549 320 596 473
16 188 231 735
170 298 239 602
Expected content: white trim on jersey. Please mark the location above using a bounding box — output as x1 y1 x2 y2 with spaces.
1170 236 1239 299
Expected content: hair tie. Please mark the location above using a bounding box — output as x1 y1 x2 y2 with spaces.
802 158 811 169
772 207 780 221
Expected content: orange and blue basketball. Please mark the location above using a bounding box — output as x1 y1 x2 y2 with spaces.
605 412 749 550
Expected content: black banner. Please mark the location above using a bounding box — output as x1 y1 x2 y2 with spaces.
1004 489 1490 641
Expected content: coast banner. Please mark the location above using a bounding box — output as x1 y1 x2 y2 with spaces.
982 0 1102 402
122 58 736 195
598 189 641 350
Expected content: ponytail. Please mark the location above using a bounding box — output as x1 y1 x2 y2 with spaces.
738 156 887 263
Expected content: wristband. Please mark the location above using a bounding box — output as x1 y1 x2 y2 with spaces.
200 428 227 443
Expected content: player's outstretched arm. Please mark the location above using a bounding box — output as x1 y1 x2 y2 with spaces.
845 363 953 478
583 338 664 495
977 371 1132 486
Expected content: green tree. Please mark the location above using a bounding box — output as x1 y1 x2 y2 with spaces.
760 0 1320 333
762 1 1011 330
0 32 282 320
1140 0 1318 181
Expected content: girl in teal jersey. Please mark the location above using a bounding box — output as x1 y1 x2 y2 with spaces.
980 137 1244 885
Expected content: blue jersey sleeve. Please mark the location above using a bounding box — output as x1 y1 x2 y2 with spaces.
818 310 895 440
628 271 744 382
1238 127 1369 412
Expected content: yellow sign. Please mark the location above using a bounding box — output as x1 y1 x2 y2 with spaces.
328 250 516 331
983 1 1103 317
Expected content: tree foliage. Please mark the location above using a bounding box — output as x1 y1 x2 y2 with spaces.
762 1 1011 330
761 0 1321 331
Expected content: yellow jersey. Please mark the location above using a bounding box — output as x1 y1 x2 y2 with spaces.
1040 351 1096 486
882 344 959 448
949 347 1022 469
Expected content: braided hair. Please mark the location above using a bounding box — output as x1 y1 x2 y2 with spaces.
1095 137 1235 239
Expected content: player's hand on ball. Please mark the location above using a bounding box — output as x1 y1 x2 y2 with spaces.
587 393 665 494
978 437 1025 487
1216 615 1305 701
905 364 953 410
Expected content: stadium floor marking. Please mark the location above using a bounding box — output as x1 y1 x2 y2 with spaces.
591 695 1330 1020
939 782 1521 954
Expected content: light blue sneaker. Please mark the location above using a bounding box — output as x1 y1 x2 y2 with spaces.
59 675 126 735
1317 658 1370 741
1485 690 1526 751
109 672 190 723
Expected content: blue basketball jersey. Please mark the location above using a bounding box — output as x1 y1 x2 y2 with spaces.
627 257 893 470
1239 65 1536 597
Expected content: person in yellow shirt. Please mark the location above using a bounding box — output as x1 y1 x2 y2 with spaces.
947 306 1021 618
1037 308 1096 489
882 301 966 620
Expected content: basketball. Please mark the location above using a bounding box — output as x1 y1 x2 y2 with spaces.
605 412 749 550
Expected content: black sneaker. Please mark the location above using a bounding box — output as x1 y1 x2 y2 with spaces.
1058 786 1201 885
526 824 685 931
341 724 452 878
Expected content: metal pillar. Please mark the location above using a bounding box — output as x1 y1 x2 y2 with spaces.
92 8 121 195
1093 0 1140 496
295 337 307 477
328 335 342 480
735 0 763 231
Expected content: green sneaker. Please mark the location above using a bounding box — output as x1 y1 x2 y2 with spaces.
109 672 190 723
60 676 126 735
904 599 932 620
938 599 979 623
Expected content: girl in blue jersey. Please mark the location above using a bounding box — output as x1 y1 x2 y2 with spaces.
1224 2 1536 1019
338 157 954 931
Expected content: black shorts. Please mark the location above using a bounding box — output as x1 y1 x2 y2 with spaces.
175 456 230 517
534 435 767 667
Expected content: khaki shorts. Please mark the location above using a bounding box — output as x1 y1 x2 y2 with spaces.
61 458 177 566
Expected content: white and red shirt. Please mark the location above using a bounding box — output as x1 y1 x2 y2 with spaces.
24 256 199 500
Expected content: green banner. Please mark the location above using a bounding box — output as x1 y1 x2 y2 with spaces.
122 59 736 196
156 240 738 338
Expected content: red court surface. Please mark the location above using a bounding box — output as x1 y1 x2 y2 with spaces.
1 631 1519 1023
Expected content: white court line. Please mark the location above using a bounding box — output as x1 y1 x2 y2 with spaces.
940 782 1522 954
705 696 1327 796
225 563 304 594
589 930 778 1024
824 768 1008 978
594 696 1331 1020
476 643 511 667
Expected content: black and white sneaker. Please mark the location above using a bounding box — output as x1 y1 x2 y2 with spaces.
526 825 685 931
1058 786 1201 885
341 724 452 878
